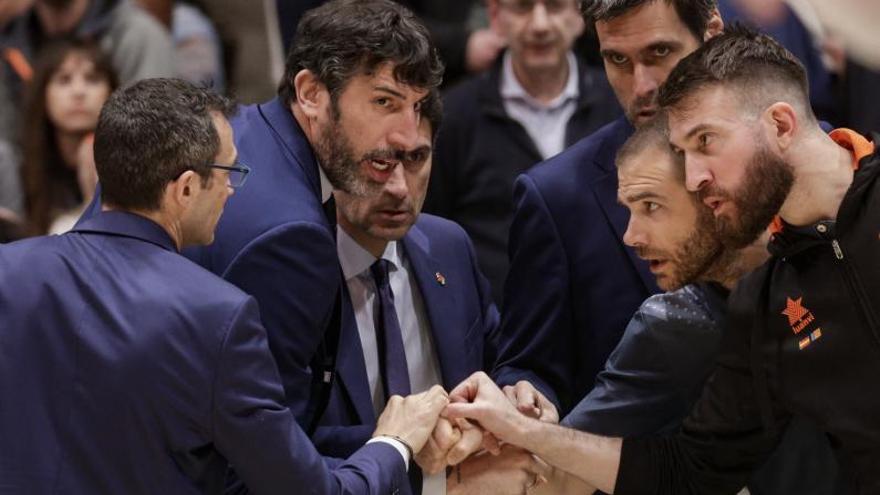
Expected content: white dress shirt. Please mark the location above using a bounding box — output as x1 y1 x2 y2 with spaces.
500 50 580 160
337 226 446 494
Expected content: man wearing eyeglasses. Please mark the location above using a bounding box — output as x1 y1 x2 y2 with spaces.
425 0 619 305
0 77 453 494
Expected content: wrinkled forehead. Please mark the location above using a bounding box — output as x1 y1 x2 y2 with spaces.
349 62 431 97
666 85 747 144
595 1 697 50
619 145 684 193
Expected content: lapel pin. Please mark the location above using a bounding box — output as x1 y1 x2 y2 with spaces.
435 272 447 286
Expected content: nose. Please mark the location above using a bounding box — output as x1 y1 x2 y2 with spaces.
633 63 659 100
622 215 646 249
529 2 550 31
70 76 88 98
383 161 409 200
386 107 421 152
684 154 713 192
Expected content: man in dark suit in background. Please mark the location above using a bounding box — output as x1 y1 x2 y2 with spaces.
425 0 620 304
0 77 449 495
492 0 723 414
185 0 445 432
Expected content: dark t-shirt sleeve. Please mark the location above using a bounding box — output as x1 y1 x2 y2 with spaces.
615 274 790 495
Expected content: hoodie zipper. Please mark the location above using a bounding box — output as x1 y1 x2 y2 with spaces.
831 239 880 344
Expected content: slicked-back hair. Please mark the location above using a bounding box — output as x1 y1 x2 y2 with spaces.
616 114 683 179
94 78 237 211
279 0 444 111
580 0 717 42
658 24 814 121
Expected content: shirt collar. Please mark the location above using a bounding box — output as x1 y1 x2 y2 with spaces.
337 226 402 281
318 165 333 204
71 210 178 252
499 50 579 110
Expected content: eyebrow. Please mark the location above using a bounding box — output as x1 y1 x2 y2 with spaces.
600 40 683 59
374 85 406 99
646 40 682 52
619 190 663 204
683 123 713 141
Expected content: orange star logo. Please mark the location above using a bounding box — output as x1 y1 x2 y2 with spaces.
781 297 808 326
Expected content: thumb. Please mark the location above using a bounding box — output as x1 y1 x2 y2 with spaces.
444 402 485 423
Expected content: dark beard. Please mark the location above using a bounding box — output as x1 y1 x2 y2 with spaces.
313 110 374 197
313 102 421 198
666 199 725 290
703 143 794 249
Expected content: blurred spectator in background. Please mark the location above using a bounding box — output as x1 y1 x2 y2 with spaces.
172 0 225 91
425 0 620 304
276 0 506 87
0 140 23 229
718 0 835 123
1 0 173 96
19 39 116 235
1 0 35 142
395 0 507 86
132 0 227 92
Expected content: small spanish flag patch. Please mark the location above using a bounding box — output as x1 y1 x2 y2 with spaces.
798 337 811 350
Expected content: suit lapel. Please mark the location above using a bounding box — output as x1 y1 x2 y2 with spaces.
334 283 377 424
401 227 466 388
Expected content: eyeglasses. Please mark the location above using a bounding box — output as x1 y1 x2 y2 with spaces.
209 162 251 188
500 0 577 15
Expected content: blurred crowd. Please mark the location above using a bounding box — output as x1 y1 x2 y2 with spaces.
1 0 879 292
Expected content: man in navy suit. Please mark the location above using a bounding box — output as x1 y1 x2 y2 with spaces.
183 0 446 431
492 0 724 414
319 112 549 494
0 78 452 494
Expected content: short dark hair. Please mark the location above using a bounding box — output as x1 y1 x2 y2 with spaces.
94 78 237 211
616 113 682 178
279 0 444 108
580 0 717 41
658 24 813 119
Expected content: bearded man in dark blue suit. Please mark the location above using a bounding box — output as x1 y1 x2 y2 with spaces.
184 0 447 431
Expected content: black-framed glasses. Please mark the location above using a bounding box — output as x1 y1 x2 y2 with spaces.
209 162 251 188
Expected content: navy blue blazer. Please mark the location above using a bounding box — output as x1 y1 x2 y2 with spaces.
313 214 499 459
492 116 661 414
0 211 407 495
185 97 341 428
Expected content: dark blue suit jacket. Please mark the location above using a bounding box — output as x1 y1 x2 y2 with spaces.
0 211 407 495
313 214 499 459
185 97 341 428
492 116 661 414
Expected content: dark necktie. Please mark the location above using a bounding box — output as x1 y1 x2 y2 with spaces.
322 196 337 230
370 259 411 399
371 259 423 493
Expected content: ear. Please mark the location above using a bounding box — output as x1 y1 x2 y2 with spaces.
763 102 798 153
293 69 329 120
165 170 202 211
704 9 724 41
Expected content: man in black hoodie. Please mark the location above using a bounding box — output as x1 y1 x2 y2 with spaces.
443 26 880 494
